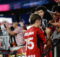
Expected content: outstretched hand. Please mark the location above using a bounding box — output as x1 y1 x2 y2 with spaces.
45 38 52 50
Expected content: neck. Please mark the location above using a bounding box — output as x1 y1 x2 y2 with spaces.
32 24 39 27
41 16 43 19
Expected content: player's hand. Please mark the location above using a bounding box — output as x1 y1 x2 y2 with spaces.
45 39 52 50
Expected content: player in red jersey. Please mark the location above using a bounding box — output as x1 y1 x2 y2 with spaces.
24 14 51 57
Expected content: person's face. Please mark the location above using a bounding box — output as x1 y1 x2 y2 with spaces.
35 19 41 27
13 23 17 28
19 22 24 27
37 10 45 17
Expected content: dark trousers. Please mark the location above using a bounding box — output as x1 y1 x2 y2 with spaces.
53 39 60 57
9 35 17 47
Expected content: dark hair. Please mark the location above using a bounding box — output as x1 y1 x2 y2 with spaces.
52 6 60 12
35 6 47 13
10 26 15 31
43 12 53 22
35 6 53 21
30 14 41 24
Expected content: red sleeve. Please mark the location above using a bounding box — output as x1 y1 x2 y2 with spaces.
37 28 47 44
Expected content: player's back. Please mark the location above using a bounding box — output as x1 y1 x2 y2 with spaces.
24 26 42 57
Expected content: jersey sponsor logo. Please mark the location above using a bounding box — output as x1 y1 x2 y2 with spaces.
24 32 34 36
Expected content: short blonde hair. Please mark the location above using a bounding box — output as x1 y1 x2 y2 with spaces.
29 14 41 24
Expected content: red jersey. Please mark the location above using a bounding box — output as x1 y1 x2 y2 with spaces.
24 27 47 57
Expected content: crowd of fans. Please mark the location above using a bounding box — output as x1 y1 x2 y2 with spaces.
0 5 60 57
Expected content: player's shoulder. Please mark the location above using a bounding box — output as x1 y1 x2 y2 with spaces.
28 27 39 31
35 27 42 31
25 27 37 34
37 27 45 33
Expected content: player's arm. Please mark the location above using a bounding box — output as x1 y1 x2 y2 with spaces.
51 22 60 26
49 20 60 26
45 38 52 49
37 28 47 44
7 28 17 35
37 28 52 48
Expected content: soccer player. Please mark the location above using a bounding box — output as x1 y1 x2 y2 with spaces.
24 14 51 57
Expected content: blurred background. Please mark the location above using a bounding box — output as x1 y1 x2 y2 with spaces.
0 0 58 23
0 0 60 57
